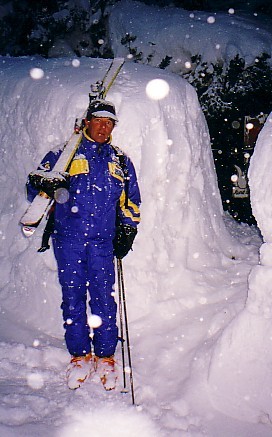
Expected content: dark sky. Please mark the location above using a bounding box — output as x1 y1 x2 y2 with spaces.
149 1 272 15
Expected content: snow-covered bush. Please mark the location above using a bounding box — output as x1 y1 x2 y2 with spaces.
0 0 114 58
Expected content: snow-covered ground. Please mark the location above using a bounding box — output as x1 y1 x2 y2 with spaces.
1 2 272 436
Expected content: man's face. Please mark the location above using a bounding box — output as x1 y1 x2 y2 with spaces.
85 117 115 143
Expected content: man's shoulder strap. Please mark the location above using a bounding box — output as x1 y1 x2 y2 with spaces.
111 145 129 208
111 145 128 173
111 144 126 158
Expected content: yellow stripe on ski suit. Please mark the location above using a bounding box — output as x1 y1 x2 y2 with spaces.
119 190 140 223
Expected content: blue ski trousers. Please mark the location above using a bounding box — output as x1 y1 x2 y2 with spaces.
53 237 118 358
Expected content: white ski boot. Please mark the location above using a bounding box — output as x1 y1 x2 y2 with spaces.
94 355 118 391
66 353 94 390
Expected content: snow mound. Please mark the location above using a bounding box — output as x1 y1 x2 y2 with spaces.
109 0 272 72
0 56 247 336
58 405 160 437
248 113 272 243
207 112 272 424
0 55 264 435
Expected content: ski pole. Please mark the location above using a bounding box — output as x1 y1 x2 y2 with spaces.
117 258 127 391
117 258 135 405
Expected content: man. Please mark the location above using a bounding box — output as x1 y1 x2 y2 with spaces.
27 99 141 390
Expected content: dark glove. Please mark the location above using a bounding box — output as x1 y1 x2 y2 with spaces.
113 224 137 259
28 170 69 198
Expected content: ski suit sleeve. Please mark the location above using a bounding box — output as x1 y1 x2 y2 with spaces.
117 156 141 228
26 148 63 202
113 156 141 259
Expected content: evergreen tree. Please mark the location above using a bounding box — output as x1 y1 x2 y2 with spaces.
0 0 115 57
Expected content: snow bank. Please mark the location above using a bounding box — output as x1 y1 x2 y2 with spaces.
207 113 272 424
108 0 272 72
248 113 272 243
0 56 247 336
0 55 264 435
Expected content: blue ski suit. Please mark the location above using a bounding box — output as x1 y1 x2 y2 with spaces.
27 128 141 357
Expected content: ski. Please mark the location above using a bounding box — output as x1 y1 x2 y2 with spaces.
20 58 125 237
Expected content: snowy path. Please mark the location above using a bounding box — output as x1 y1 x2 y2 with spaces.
0 340 150 436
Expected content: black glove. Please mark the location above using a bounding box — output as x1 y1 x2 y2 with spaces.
113 224 137 259
28 170 69 198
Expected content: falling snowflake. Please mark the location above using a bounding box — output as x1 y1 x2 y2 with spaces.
29 68 44 80
145 79 170 100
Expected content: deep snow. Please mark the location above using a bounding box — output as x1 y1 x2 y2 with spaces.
1 2 272 437
0 54 268 437
109 0 272 71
